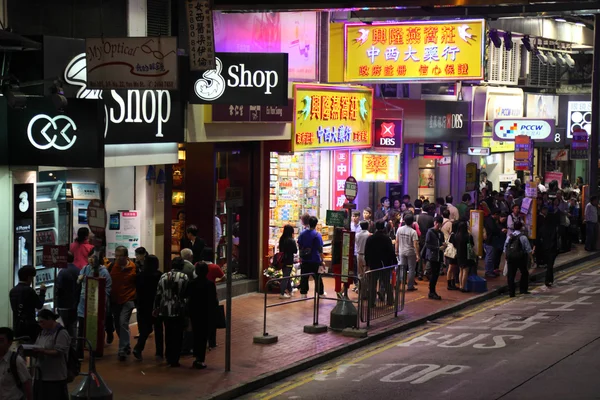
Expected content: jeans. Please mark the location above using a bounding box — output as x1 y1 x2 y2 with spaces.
427 261 441 294
280 266 293 295
300 262 323 295
163 316 185 365
484 244 496 275
111 301 135 356
58 309 77 349
586 222 597 251
545 251 557 285
135 309 163 355
398 254 417 289
507 258 529 296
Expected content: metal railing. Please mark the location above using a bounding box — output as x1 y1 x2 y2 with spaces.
259 272 317 337
315 273 362 329
361 264 406 327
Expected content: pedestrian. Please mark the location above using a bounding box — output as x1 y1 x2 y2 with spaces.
585 196 598 251
457 193 471 221
199 247 224 351
416 204 435 280
278 225 298 299
537 206 559 287
69 227 95 270
297 216 325 298
109 246 137 361
134 247 148 274
154 257 189 367
483 210 503 278
180 248 196 281
0 327 33 400
186 262 218 370
445 195 460 222
133 255 162 362
10 266 46 343
423 217 447 300
395 213 420 292
180 225 206 264
355 221 371 289
450 222 475 292
364 221 396 304
31 309 70 400
77 251 111 359
507 204 525 236
362 207 375 233
350 211 362 233
374 197 391 225
504 221 534 297
55 252 80 347
442 210 459 290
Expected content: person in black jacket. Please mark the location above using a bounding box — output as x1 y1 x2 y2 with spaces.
132 255 163 361
10 266 46 343
55 252 81 347
186 263 218 370
537 206 559 287
180 225 206 264
424 217 447 300
365 221 396 305
278 225 298 299
483 210 503 278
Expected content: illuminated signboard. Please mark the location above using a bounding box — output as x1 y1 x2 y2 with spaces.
352 152 400 183
293 84 373 151
344 20 485 82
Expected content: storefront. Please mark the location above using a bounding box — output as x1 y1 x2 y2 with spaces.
556 95 592 186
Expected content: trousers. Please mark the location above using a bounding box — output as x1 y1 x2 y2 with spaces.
427 261 441 294
507 258 529 295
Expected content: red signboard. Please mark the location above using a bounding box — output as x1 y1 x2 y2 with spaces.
374 118 403 149
332 150 351 209
42 245 69 268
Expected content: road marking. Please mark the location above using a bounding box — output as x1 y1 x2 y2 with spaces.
254 259 600 400
443 379 470 394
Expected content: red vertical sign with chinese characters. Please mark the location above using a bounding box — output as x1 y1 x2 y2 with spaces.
332 150 351 210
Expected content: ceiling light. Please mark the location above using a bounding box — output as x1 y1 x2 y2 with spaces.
1 82 27 109
555 18 567 23
503 31 513 51
489 29 502 49
521 35 532 52
575 22 587 28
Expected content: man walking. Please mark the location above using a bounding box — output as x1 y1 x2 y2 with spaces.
585 196 598 251
395 213 420 292
155 257 189 367
504 221 534 297
423 217 446 300
110 246 137 361
298 217 324 298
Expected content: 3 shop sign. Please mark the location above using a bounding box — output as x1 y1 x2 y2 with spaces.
493 119 556 142
292 84 373 151
374 119 403 149
189 52 289 105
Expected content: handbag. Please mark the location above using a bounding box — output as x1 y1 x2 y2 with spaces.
444 234 457 258
467 241 477 261
215 304 227 329
271 252 285 270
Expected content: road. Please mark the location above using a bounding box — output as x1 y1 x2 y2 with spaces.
241 259 600 400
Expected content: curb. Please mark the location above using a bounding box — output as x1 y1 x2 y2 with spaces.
204 251 600 400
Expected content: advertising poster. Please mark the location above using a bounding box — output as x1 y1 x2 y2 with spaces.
106 211 141 258
73 199 91 240
419 169 435 188
525 94 559 125
13 184 34 285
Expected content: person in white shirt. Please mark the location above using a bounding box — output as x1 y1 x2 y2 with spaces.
355 221 371 282
395 213 420 291
445 195 460 222
585 196 599 251
350 211 362 233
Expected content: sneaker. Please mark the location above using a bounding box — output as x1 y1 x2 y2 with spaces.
132 349 142 361
106 332 114 344
428 293 442 300
322 291 327 296
193 360 207 369
279 294 291 299
301 294 308 299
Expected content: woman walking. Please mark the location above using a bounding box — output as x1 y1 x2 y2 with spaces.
278 225 298 299
69 227 95 269
450 222 475 292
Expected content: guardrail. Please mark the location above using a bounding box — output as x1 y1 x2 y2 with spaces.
315 273 362 329
362 264 406 327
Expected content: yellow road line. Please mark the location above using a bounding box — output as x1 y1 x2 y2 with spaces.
255 258 600 400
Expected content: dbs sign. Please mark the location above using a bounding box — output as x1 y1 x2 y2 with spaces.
374 119 403 149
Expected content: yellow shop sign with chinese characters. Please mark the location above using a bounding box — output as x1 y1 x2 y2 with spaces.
293 84 373 151
344 20 485 82
352 152 400 182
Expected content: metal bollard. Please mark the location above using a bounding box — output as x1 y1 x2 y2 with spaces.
70 338 113 400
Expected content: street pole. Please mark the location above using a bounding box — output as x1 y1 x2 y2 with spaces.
225 208 233 372
590 15 600 195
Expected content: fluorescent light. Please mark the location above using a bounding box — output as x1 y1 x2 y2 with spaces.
555 18 567 22
575 22 587 27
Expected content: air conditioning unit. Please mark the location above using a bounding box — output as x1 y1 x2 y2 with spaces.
525 50 561 89
486 38 521 85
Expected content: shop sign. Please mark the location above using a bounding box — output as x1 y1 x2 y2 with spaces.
468 147 490 156
189 52 289 105
344 20 485 82
424 101 470 139
211 99 293 123
13 184 34 282
482 136 514 153
567 101 591 139
186 0 216 72
326 210 346 227
292 84 373 151
214 11 318 81
101 89 183 144
438 156 451 166
465 162 477 191
332 150 351 209
373 119 402 149
493 119 555 142
571 129 589 160
6 99 103 168
423 143 443 158
550 149 569 162
351 152 400 182
544 171 563 186
514 135 532 171
85 37 178 90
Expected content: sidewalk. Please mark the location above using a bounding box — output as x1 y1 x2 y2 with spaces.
75 246 599 400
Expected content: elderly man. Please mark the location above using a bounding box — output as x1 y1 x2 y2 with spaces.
180 248 196 281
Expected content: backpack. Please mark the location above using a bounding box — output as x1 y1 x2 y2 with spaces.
506 234 526 262
271 252 285 270
9 351 23 393
54 327 81 383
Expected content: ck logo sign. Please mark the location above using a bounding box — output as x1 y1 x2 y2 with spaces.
27 115 78 151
